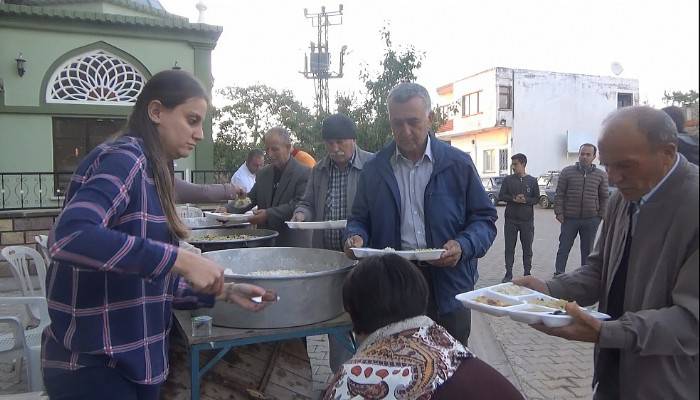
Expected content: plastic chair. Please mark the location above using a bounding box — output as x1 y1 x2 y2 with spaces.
34 234 51 267
0 296 50 391
1 246 47 322
176 204 204 218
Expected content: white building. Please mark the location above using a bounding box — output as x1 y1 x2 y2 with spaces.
435 67 639 177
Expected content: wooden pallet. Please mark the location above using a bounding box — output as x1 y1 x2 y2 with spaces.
162 337 313 400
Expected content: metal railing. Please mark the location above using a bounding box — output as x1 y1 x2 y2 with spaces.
1 170 230 210
0 172 73 210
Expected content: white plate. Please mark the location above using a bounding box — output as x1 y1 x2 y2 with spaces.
350 247 446 261
455 284 610 327
488 282 537 298
455 288 523 317
285 220 347 230
204 211 253 223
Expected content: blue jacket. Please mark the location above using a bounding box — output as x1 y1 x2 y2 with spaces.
346 137 498 313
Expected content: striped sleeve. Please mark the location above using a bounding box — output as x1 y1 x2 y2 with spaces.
49 147 178 281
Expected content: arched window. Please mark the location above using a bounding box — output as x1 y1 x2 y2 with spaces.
46 50 145 105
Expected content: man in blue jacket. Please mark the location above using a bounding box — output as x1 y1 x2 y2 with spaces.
343 82 498 344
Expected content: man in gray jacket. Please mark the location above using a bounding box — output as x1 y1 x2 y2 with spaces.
292 113 373 371
515 106 698 400
553 143 609 275
293 113 374 249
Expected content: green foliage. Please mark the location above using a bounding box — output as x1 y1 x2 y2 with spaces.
663 90 699 107
213 85 324 171
339 27 425 152
213 25 441 170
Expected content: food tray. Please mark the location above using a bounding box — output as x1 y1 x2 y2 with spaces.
455 283 610 327
182 217 249 230
203 211 254 223
350 247 446 261
285 220 347 230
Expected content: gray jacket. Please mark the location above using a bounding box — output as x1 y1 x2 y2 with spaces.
554 163 609 219
548 155 699 400
294 146 374 249
228 157 311 247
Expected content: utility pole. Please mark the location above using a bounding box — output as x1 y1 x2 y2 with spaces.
300 5 347 115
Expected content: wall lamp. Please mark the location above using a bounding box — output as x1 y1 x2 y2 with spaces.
16 53 27 77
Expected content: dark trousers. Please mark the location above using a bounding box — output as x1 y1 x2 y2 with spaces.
504 219 534 273
44 366 161 400
555 217 601 274
421 266 471 345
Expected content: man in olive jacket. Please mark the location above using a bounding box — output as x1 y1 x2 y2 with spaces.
553 143 609 275
515 106 698 400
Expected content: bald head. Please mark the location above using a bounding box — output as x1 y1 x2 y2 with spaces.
599 106 679 201
601 106 678 147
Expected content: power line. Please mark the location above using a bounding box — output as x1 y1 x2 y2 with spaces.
300 5 347 115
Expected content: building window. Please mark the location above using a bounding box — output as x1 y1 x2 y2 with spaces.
52 117 126 194
499 149 509 172
47 50 146 105
461 91 481 117
498 86 512 109
617 93 633 109
483 149 496 173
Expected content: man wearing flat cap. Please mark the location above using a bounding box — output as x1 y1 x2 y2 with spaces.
293 113 373 371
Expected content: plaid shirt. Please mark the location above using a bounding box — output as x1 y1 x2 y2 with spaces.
42 136 213 385
323 153 355 250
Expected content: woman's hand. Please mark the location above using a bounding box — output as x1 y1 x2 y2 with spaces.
218 283 272 311
172 250 224 295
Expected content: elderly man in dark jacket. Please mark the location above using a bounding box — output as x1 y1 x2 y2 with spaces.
553 143 609 275
344 82 498 345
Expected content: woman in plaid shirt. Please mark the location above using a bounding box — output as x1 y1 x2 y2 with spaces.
42 70 270 399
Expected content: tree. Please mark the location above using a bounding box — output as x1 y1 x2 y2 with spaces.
213 84 323 172
335 27 452 152
663 90 699 107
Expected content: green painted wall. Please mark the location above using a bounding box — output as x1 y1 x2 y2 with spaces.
0 25 204 173
0 114 53 172
0 26 194 107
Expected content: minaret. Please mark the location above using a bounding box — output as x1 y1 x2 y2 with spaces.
195 0 207 23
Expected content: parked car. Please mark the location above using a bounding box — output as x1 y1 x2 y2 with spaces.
537 171 560 209
481 176 506 206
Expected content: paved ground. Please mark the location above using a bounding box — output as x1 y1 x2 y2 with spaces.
309 207 596 399
0 207 596 399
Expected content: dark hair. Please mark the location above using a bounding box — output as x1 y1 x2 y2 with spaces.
124 69 209 239
321 113 357 139
511 153 527 166
579 143 597 155
662 106 686 134
247 149 264 161
342 254 429 335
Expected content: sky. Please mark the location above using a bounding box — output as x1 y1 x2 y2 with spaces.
160 0 699 110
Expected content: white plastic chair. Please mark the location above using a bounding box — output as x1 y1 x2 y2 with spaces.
1 246 47 322
0 296 50 391
34 234 51 267
176 204 204 218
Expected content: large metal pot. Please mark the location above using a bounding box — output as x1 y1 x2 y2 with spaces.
198 247 356 328
187 228 278 252
183 217 250 230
